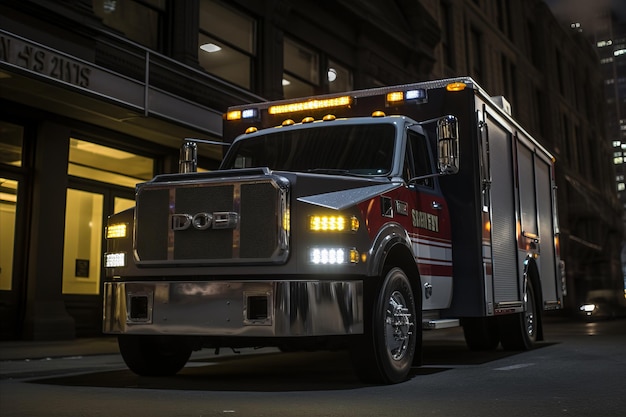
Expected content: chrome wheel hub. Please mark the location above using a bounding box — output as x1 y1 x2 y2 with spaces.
385 290 414 361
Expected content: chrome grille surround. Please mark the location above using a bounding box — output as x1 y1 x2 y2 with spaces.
133 172 290 265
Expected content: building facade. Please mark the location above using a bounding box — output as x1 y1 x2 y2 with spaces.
0 0 621 340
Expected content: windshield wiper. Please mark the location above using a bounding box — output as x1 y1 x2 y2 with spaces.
306 168 351 175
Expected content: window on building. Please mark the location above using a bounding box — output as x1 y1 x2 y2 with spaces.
198 0 256 89
470 27 483 83
281 37 353 98
441 2 455 69
496 0 511 39
0 121 23 167
501 54 516 113
93 0 165 50
327 60 353 94
67 139 154 188
283 37 320 98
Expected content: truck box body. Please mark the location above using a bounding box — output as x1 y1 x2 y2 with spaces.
103 77 562 383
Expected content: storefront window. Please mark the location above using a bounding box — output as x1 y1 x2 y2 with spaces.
0 179 18 291
62 189 103 295
0 121 23 167
68 139 154 188
114 196 135 214
93 0 165 50
199 0 256 89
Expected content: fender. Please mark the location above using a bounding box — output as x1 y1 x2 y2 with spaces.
367 222 420 282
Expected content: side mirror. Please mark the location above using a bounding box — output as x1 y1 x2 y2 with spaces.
437 115 459 174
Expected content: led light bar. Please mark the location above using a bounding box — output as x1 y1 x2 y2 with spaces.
386 92 404 102
106 223 127 239
268 96 352 115
226 110 241 120
309 215 359 232
406 89 426 100
386 89 427 104
104 252 126 268
242 109 257 119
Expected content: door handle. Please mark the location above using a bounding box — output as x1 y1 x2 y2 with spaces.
432 201 442 210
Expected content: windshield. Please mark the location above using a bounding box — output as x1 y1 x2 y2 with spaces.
224 123 396 176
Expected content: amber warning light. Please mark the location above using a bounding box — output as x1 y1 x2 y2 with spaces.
268 96 352 115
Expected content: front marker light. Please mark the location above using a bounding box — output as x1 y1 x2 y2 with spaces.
309 248 359 265
105 252 126 268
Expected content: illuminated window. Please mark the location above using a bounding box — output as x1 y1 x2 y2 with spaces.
62 189 103 295
618 183 625 192
68 139 154 188
615 157 624 164
0 178 18 291
93 0 165 49
198 0 256 89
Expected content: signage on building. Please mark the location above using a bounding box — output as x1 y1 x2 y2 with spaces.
0 32 92 88
0 29 223 136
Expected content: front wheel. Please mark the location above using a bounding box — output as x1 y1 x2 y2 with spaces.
118 335 192 376
351 267 420 384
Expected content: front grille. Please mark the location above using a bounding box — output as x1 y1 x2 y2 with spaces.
134 174 289 265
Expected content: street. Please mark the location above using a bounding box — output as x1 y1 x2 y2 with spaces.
1 315 625 417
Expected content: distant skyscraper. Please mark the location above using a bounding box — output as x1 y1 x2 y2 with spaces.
549 1 626 289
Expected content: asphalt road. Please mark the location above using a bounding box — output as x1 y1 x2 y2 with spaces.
1 315 625 417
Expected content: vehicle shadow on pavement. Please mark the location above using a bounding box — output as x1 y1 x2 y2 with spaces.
29 342 548 392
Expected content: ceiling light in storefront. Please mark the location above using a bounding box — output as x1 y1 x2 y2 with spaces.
72 139 135 160
200 43 222 53
282 79 291 86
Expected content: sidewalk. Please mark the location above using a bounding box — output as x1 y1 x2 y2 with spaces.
0 337 120 361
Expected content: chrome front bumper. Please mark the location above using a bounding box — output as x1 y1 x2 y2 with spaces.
103 280 363 337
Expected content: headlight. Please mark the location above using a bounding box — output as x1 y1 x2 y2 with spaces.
579 303 597 314
309 247 359 264
104 252 126 268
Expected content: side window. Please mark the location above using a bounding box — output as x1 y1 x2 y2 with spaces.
406 130 435 188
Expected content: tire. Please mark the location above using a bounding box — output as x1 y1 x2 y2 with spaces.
351 267 419 384
498 279 538 350
118 335 192 376
462 317 500 350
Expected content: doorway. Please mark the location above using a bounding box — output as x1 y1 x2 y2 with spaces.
62 138 153 336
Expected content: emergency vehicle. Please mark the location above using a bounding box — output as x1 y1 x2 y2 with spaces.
103 77 563 384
